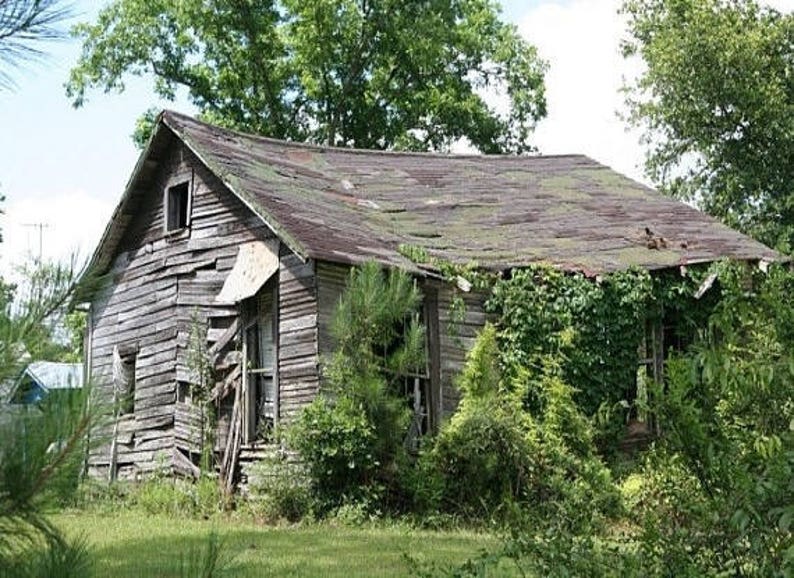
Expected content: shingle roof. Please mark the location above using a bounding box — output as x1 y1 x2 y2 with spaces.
93 110 780 277
160 111 778 274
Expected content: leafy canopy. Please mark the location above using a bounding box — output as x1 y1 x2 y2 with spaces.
622 0 794 251
66 0 547 153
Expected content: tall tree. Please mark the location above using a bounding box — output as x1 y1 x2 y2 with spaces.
621 0 794 251
0 0 71 87
66 0 547 153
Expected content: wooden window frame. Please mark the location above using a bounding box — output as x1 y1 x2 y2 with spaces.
393 300 436 449
241 282 278 445
163 176 193 235
631 319 664 433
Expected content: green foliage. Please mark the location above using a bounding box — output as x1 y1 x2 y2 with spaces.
289 396 380 509
290 262 424 513
418 325 619 526
622 0 794 251
175 531 232 578
0 0 72 89
133 476 225 519
0 389 96 576
628 262 794 576
130 106 158 150
186 311 217 473
409 518 641 578
486 263 718 449
246 456 312 523
0 252 98 577
0 258 84 380
0 535 95 578
489 265 653 414
67 0 546 153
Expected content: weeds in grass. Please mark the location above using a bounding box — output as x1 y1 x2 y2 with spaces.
177 531 232 578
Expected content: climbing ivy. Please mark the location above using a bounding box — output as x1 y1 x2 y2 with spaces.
399 244 721 448
488 266 652 418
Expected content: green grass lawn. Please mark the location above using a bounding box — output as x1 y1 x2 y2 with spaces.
53 511 505 577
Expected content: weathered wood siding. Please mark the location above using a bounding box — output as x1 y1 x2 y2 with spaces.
88 142 274 478
437 286 487 418
316 261 349 358
277 250 320 421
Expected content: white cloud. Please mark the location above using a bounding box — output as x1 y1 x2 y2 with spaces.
767 0 794 11
517 0 794 184
518 0 647 182
0 190 115 275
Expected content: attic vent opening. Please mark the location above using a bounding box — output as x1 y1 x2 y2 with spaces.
166 181 190 232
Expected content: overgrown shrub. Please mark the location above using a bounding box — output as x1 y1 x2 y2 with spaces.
289 395 382 509
486 263 717 452
246 454 312 523
133 475 224 518
289 262 423 514
418 324 619 527
625 263 794 577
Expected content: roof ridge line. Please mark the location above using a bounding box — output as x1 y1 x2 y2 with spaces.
160 109 594 162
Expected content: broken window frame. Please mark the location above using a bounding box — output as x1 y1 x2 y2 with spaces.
389 304 433 450
630 318 664 434
241 281 278 445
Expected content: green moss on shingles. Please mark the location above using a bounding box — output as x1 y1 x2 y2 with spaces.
611 246 681 269
580 168 651 199
545 202 580 216
538 174 591 201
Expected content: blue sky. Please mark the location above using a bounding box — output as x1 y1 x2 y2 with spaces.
0 0 790 270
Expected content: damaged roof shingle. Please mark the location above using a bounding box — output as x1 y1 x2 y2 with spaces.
132 111 783 274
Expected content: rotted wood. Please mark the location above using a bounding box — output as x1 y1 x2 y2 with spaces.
219 384 242 493
211 364 241 402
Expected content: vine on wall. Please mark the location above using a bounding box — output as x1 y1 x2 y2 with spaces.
399 243 721 447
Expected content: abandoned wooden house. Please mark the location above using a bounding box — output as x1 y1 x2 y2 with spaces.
83 110 778 481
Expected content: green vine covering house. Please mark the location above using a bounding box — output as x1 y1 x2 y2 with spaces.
81 110 781 484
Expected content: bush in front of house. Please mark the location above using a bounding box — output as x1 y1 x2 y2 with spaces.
289 262 423 515
245 454 313 523
416 324 620 528
623 263 794 577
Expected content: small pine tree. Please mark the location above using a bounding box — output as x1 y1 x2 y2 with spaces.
290 262 426 511
0 257 96 577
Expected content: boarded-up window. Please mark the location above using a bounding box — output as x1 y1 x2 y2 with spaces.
242 283 277 443
112 346 136 415
166 181 190 232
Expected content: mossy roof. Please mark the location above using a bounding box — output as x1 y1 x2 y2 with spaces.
98 110 781 276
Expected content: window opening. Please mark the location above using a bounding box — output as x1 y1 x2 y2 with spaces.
177 381 191 403
242 285 276 444
112 346 136 415
391 310 430 451
630 319 663 432
166 181 190 232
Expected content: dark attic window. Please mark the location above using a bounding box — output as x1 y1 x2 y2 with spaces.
166 181 190 232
